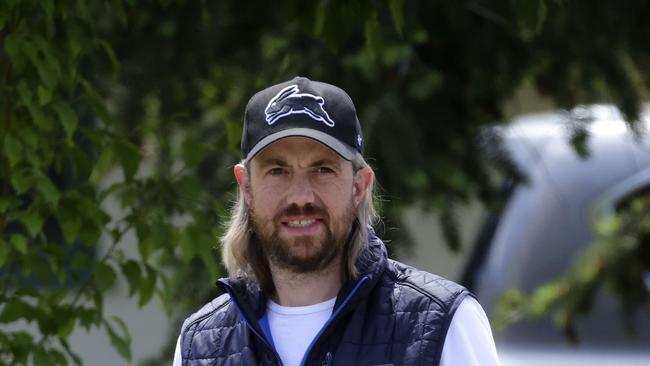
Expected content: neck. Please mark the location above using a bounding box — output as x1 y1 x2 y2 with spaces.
269 255 343 307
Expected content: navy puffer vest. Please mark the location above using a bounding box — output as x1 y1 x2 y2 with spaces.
180 229 471 366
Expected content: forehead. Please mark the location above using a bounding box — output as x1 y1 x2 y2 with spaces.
251 137 348 167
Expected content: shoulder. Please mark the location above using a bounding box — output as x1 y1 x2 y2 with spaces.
450 296 491 327
441 297 501 366
383 259 472 313
181 292 237 334
364 259 478 363
178 292 260 363
179 293 243 362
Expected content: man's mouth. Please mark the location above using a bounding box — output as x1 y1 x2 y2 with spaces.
279 217 324 234
285 219 317 228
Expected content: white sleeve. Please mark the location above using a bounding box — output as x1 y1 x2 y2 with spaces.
440 297 501 366
173 335 182 366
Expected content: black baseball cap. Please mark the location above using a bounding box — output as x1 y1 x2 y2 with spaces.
241 76 364 161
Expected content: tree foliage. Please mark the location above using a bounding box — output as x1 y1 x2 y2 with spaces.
0 1 223 364
1 0 649 364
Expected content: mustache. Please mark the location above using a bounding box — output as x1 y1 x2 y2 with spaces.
274 203 328 221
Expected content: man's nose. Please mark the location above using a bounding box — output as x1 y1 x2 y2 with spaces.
286 174 315 207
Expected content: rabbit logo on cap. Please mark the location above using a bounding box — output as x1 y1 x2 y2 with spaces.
264 85 335 127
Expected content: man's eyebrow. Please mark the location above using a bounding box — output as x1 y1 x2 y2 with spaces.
259 158 288 167
309 159 341 168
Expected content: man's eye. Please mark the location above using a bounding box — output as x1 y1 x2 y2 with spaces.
268 168 286 176
315 167 335 174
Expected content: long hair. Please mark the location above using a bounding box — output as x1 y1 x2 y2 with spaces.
220 153 379 294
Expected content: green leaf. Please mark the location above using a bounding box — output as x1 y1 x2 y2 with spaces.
17 80 51 131
104 317 132 362
78 223 102 247
30 36 61 89
10 168 32 194
48 349 68 366
138 265 157 307
90 147 116 185
16 80 32 106
33 171 60 206
78 306 98 329
71 251 92 270
138 234 153 262
19 210 45 237
0 300 29 323
93 263 116 292
60 216 82 244
37 85 53 106
12 331 34 347
4 33 26 71
120 185 137 207
179 227 197 261
76 195 109 228
114 139 140 180
19 123 39 150
120 260 141 297
57 317 76 338
10 234 28 254
53 102 78 141
388 0 405 36
33 348 49 366
0 196 20 212
530 282 563 316
3 133 23 166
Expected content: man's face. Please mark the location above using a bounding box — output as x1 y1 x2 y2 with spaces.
240 137 360 274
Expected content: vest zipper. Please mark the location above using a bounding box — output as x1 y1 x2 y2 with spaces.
300 275 369 366
321 352 333 366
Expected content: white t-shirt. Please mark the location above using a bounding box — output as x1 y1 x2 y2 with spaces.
173 297 500 365
263 297 336 366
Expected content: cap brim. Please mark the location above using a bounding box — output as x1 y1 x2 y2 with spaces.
245 128 357 161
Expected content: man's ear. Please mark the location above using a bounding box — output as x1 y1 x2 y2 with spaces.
234 164 252 205
353 166 374 207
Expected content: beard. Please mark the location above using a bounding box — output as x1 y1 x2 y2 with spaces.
249 201 356 274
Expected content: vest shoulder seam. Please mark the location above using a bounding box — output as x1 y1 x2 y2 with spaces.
385 270 451 311
186 297 233 331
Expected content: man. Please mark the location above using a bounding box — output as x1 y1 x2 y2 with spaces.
174 77 500 365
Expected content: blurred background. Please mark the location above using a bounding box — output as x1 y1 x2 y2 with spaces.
1 1 649 365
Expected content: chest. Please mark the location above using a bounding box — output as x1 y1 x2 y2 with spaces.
183 295 448 366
